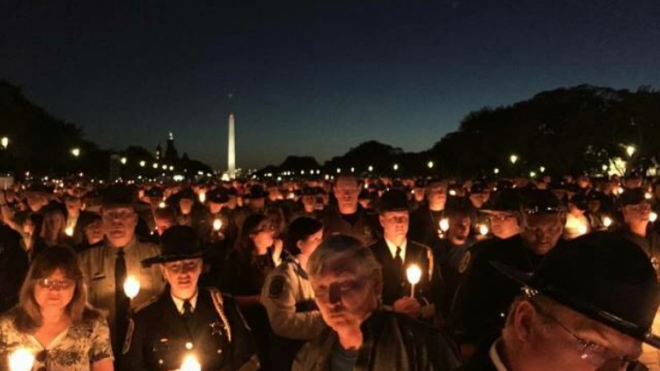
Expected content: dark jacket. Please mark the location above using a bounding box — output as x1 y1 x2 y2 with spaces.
320 206 377 246
369 239 443 310
450 235 564 345
408 204 445 248
292 310 461 371
119 287 259 371
0 225 28 313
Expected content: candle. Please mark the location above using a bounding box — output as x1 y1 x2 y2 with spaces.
478 224 489 236
406 265 422 299
64 226 74 237
198 193 206 203
123 276 141 300
603 216 613 228
439 218 450 233
213 218 223 231
651 212 658 223
9 349 34 371
181 354 201 371
158 201 166 209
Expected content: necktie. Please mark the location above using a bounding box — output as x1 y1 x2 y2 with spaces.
182 300 193 319
394 246 404 267
115 249 130 354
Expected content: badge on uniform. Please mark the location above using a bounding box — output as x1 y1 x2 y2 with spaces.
269 276 286 298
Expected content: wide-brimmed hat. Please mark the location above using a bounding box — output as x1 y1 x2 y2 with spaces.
377 189 409 214
141 225 205 267
493 232 660 348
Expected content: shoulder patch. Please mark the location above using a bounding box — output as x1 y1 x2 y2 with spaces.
268 275 286 298
458 251 472 274
122 318 135 355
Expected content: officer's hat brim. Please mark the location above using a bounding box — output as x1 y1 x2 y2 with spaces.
492 261 660 349
141 251 205 268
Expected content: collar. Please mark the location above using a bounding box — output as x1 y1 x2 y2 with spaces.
385 238 407 261
171 290 199 315
489 339 510 371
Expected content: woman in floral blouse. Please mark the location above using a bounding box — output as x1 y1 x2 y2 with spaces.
0 246 113 371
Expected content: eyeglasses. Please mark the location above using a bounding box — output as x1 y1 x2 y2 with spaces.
37 278 75 290
164 260 201 274
102 209 134 221
529 299 646 371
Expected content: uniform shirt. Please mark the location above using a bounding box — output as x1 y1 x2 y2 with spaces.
78 238 165 349
260 257 325 340
385 238 407 262
320 206 377 246
171 291 199 314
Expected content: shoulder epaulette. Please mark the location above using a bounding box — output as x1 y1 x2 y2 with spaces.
133 296 158 313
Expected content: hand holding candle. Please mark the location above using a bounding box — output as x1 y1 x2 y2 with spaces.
123 276 141 300
406 264 422 299
9 348 34 371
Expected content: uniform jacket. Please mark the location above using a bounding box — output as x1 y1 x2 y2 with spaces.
320 206 377 246
450 235 564 345
0 225 28 313
119 287 259 371
408 204 444 248
78 238 165 348
292 310 461 371
261 256 326 370
369 238 443 312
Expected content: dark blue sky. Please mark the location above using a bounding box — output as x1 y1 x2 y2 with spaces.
2 0 659 169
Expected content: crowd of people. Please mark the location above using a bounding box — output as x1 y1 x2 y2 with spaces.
0 171 659 371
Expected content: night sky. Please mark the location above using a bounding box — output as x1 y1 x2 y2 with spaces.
2 0 659 170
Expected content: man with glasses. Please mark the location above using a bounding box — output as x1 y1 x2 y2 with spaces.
369 190 441 320
479 189 521 241
461 232 660 371
79 185 165 355
120 225 259 371
450 189 566 357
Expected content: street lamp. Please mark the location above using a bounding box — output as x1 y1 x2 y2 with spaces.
494 168 500 174
139 161 146 167
626 145 636 157
393 164 399 171
368 165 373 172
509 154 518 164
1 137 8 149
427 161 434 169
71 148 81 157
120 157 127 165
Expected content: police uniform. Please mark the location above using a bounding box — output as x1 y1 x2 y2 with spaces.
260 256 326 370
320 205 377 246
120 288 259 371
0 224 28 313
79 238 165 353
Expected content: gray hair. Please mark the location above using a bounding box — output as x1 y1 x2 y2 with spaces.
307 234 382 279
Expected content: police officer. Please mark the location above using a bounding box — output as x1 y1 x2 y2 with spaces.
369 189 442 321
450 189 566 356
320 174 377 246
120 226 259 371
260 217 326 370
408 178 448 248
616 187 660 277
78 185 166 354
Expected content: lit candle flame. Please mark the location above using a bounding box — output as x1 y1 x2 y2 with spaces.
478 224 489 236
198 193 206 203
603 217 613 228
651 212 658 223
181 354 201 371
406 265 422 299
158 201 166 209
9 349 34 371
213 218 223 231
64 226 74 237
123 276 141 300
439 218 450 232
578 225 588 235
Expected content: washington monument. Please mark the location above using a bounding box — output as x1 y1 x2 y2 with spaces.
227 112 236 178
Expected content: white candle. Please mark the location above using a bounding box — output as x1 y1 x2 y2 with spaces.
123 276 141 300
406 265 422 299
64 226 74 237
9 349 34 371
213 218 223 231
